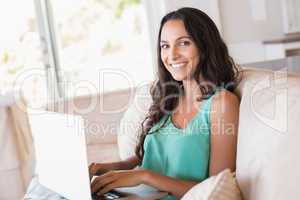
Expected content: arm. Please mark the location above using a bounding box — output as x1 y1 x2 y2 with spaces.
142 169 198 199
209 90 239 175
91 168 198 199
112 156 141 170
90 155 140 175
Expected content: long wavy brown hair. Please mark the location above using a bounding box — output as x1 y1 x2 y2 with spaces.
135 7 240 161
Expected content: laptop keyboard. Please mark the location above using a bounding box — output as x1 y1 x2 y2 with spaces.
91 176 124 199
102 192 121 199
92 191 123 200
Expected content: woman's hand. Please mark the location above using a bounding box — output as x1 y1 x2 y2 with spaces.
89 162 115 179
89 157 141 179
90 169 147 195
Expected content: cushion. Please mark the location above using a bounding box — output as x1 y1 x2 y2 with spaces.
23 176 65 200
235 68 300 199
117 84 152 160
181 169 242 200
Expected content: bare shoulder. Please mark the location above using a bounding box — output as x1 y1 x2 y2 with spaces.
213 90 239 104
211 90 240 114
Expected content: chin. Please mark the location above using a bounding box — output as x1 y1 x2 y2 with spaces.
169 69 193 82
171 74 186 81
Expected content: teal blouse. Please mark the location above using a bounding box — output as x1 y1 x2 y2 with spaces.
141 94 214 200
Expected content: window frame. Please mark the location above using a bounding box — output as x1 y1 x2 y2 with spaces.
34 0 69 103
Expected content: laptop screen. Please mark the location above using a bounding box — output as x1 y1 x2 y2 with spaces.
29 111 92 200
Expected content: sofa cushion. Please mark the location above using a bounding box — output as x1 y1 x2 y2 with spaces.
181 169 242 200
235 68 300 200
117 84 152 160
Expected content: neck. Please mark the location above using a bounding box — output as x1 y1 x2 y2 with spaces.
182 79 201 103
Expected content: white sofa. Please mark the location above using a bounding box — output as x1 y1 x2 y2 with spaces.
1 67 300 199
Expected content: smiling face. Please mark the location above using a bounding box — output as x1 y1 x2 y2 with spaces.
160 19 200 81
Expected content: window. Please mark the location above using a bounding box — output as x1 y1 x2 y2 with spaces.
50 0 154 97
0 0 47 108
0 0 154 105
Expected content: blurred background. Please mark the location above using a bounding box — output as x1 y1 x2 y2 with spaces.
0 0 299 108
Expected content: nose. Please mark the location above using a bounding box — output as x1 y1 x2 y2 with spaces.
168 46 180 61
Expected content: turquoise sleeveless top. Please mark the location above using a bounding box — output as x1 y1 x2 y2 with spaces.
141 94 215 200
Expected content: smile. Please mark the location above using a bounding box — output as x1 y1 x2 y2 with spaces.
170 62 187 68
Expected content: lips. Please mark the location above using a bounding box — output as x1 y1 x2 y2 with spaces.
170 62 187 68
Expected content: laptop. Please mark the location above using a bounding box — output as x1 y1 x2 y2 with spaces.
29 111 168 200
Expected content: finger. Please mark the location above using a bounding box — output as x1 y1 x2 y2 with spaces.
91 175 118 194
89 163 96 174
91 172 113 192
97 182 117 196
89 163 97 180
91 176 99 190
89 162 95 169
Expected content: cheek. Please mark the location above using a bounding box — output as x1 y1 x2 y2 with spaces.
189 50 200 65
194 56 200 66
187 48 199 58
161 52 168 65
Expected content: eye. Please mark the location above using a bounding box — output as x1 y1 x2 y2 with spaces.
178 41 190 46
160 44 169 49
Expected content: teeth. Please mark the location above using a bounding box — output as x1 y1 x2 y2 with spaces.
171 63 185 68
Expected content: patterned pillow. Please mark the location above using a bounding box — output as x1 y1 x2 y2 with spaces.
181 169 243 200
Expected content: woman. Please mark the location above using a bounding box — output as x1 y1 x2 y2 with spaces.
90 7 240 199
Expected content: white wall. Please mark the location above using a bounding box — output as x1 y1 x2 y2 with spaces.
145 0 289 65
219 0 286 64
220 0 284 43
163 0 222 32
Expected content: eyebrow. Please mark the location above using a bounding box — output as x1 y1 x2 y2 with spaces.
160 36 192 43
